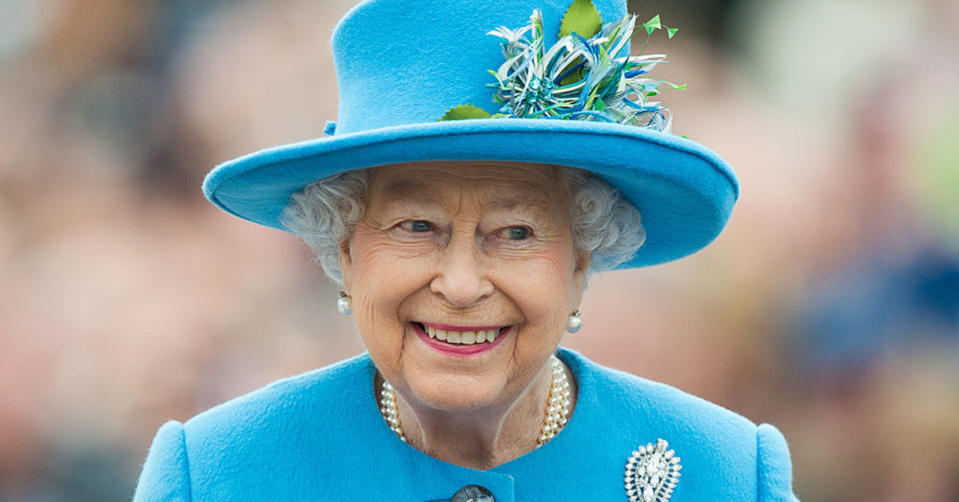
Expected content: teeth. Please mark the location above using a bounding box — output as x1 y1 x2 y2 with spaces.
423 325 501 345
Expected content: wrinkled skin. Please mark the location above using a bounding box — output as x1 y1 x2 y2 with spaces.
339 161 589 469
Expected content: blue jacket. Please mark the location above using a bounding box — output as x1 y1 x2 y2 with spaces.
134 349 798 501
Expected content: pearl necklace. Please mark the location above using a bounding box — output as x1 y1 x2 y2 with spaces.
378 355 572 447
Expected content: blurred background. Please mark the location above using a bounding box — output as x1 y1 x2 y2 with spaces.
0 0 956 500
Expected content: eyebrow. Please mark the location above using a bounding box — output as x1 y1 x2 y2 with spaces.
376 180 445 210
485 194 548 212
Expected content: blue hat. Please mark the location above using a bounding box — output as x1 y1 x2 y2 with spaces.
202 0 739 268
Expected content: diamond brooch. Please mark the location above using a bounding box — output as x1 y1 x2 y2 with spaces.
624 439 682 502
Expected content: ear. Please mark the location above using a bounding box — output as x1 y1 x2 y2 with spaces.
569 248 591 308
338 238 354 292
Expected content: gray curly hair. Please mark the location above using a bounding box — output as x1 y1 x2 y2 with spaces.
281 164 645 284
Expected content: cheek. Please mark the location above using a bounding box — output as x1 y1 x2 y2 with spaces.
503 244 575 286
353 259 433 310
351 225 436 279
494 246 577 326
348 234 432 360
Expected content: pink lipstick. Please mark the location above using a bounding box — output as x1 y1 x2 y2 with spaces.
412 322 512 357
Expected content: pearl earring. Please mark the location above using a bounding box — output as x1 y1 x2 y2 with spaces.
337 291 353 315
566 309 582 333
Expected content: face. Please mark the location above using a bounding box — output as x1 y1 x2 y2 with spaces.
339 161 589 413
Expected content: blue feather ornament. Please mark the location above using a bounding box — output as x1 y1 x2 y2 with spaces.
451 4 681 132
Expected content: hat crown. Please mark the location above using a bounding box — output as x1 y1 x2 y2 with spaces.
331 0 628 135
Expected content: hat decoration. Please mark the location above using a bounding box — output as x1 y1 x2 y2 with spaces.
441 0 685 132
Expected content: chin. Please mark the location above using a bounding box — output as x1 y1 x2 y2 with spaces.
405 371 510 412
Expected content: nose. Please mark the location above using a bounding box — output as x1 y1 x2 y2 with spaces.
430 233 494 307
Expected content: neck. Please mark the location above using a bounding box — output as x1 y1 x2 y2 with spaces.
385 359 572 470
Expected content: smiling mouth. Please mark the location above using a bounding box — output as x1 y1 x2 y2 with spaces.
413 322 510 345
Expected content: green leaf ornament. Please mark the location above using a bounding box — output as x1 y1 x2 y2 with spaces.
559 0 603 38
643 15 661 35
439 104 493 121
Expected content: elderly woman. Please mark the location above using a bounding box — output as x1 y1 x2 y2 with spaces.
135 0 798 500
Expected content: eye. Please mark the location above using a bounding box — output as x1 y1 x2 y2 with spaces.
399 220 433 232
500 226 532 241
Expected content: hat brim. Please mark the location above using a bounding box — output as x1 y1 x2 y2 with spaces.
203 119 738 268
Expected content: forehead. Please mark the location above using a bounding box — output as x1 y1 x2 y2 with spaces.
367 161 567 209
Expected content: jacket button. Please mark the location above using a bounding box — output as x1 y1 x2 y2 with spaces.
450 484 495 502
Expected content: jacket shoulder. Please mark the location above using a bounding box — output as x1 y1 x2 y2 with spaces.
559 348 798 501
563 348 757 433
177 353 376 499
185 352 371 433
134 420 192 502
